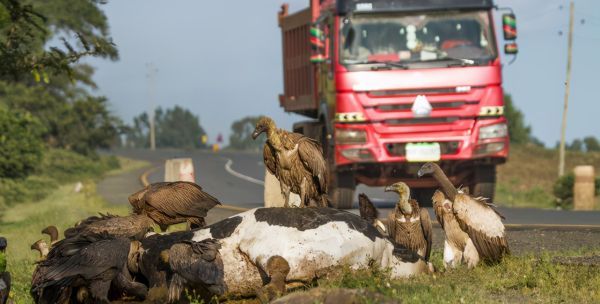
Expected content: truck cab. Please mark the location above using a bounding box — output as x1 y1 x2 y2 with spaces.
278 0 518 208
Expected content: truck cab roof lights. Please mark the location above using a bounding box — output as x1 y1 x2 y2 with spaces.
479 106 504 117
335 112 367 122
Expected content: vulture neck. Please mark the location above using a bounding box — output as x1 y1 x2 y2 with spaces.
267 128 284 151
432 167 458 201
398 197 413 215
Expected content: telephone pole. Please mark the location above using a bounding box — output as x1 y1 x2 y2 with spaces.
558 1 574 177
146 63 158 151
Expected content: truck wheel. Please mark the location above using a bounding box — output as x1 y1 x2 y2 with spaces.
470 165 496 202
330 172 355 209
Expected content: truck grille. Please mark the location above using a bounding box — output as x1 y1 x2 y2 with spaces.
377 101 477 111
385 117 460 125
369 86 484 97
386 141 460 156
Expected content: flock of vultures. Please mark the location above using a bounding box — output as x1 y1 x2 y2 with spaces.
0 116 509 304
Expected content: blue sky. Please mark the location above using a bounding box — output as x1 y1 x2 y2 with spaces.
87 0 600 146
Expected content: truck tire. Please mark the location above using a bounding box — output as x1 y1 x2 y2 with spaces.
330 172 355 209
471 165 496 202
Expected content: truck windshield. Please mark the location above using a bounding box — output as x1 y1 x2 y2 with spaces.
340 10 497 67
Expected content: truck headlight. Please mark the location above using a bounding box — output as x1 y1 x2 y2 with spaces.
335 128 367 144
478 123 508 140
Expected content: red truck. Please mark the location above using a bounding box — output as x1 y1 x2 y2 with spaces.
277 0 518 208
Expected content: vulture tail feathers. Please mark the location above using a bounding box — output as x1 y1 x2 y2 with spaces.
358 193 379 224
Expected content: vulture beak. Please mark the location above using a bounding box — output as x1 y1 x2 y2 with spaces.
417 168 425 178
252 126 266 140
384 186 394 192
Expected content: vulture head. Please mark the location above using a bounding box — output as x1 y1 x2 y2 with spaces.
0 237 6 253
252 116 276 139
417 162 441 177
385 182 413 215
42 226 59 244
31 239 49 259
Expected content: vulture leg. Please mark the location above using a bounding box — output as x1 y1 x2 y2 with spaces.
443 240 463 269
463 239 480 269
256 256 290 303
300 177 308 207
280 183 291 208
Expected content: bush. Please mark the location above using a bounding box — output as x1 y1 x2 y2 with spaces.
553 174 600 208
0 176 58 207
0 108 45 179
38 149 119 183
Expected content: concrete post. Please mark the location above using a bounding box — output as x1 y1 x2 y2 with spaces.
164 158 195 182
573 166 595 211
264 169 301 207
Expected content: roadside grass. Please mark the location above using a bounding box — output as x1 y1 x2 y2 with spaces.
0 157 147 304
315 248 600 303
497 145 600 209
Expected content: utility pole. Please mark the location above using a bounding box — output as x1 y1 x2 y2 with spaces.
558 1 574 177
146 63 158 151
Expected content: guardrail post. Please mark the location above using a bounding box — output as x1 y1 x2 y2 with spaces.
164 158 195 182
573 165 595 211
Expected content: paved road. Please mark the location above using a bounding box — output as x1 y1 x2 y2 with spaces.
107 148 600 226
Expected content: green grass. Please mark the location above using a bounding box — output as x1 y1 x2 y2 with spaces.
0 157 147 303
315 248 600 303
497 145 600 209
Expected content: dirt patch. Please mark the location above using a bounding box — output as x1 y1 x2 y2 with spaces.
553 255 600 266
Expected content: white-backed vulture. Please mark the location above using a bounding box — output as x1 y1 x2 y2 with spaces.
418 162 509 264
128 181 221 231
64 213 155 240
358 193 387 235
161 239 224 303
32 233 147 304
384 182 433 262
41 226 59 246
252 116 328 207
432 190 479 268
31 240 50 260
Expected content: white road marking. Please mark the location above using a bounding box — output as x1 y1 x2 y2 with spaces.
224 158 265 186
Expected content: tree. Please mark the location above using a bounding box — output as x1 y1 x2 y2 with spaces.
583 136 600 152
229 116 264 151
567 139 584 152
0 107 44 178
504 94 532 145
126 106 207 149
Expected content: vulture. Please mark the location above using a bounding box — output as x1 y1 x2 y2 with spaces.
64 213 155 240
42 226 59 245
0 237 10 304
418 162 509 265
31 240 50 260
160 238 225 303
384 182 433 263
358 193 387 235
252 116 329 207
128 181 221 231
139 208 428 302
32 233 147 304
431 190 479 268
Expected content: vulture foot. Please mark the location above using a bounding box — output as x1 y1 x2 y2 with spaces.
257 256 290 303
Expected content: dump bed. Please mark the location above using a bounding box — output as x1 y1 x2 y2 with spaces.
278 5 318 116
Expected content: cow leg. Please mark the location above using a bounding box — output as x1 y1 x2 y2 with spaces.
256 256 290 303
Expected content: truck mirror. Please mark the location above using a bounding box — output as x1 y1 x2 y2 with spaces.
310 26 328 63
502 14 517 40
504 42 518 55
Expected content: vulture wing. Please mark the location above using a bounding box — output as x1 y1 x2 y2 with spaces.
296 137 328 193
358 193 379 224
65 214 153 239
144 182 221 219
419 208 433 261
263 143 278 175
41 234 130 284
452 193 509 263
128 182 169 212
169 239 224 286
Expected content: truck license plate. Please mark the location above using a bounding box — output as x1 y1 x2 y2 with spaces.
405 142 441 162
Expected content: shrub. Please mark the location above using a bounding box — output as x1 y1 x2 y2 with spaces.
553 174 600 208
0 108 45 179
0 176 58 207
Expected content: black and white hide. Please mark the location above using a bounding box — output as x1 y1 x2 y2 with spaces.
139 207 429 302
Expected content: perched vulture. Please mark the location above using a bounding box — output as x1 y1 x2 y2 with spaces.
418 162 509 264
42 226 59 246
32 233 147 303
358 193 387 235
432 190 479 268
139 208 428 302
31 240 50 260
129 182 221 231
64 213 155 240
161 239 224 303
0 237 10 304
252 116 329 207
384 182 433 262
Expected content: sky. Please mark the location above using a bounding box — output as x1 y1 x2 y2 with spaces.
87 0 600 146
